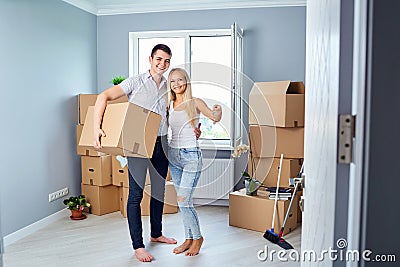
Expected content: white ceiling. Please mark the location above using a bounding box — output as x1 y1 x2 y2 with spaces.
62 0 306 16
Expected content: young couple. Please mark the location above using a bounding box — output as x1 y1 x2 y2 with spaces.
93 44 222 262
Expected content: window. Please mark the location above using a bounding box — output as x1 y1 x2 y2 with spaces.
129 24 243 148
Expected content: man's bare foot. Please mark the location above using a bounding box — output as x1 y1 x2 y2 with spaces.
135 248 154 262
150 235 177 244
173 239 193 254
185 236 204 256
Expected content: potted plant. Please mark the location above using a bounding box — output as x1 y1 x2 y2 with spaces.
232 144 264 195
110 75 126 85
63 195 90 220
242 171 264 196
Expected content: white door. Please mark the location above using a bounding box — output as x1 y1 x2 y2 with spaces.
301 0 361 266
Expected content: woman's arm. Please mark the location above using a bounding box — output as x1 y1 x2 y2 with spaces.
194 98 222 122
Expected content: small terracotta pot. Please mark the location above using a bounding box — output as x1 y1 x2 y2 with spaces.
70 209 83 218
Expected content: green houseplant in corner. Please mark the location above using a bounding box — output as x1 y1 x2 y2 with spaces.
111 75 126 85
63 195 90 220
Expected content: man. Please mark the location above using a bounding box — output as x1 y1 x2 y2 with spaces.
93 44 199 262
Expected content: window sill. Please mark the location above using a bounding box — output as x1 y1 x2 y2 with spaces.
198 139 233 151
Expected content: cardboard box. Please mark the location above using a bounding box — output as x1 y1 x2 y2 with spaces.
141 181 178 216
249 125 304 159
112 156 151 187
119 187 129 217
166 168 171 182
112 155 129 187
111 156 171 187
78 94 128 124
81 155 112 186
76 125 107 156
79 103 161 158
249 81 305 127
119 181 178 217
81 184 119 215
229 189 297 236
248 157 302 187
295 190 303 223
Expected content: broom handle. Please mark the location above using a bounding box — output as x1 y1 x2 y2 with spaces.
272 154 284 230
281 181 300 229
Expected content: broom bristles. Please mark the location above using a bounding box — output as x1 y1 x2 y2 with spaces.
263 229 279 244
277 238 294 250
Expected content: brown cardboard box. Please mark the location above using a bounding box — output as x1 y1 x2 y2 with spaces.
248 157 302 187
249 81 305 127
81 155 112 186
249 125 304 159
81 184 119 215
229 189 297 236
78 94 97 125
79 103 161 158
166 168 171 182
112 155 129 187
118 181 178 217
76 125 107 156
78 94 128 124
142 181 178 216
111 156 170 187
119 187 129 217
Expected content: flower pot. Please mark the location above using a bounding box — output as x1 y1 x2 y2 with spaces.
70 209 83 218
245 179 261 196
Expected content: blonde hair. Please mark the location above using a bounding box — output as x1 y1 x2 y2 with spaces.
168 68 197 128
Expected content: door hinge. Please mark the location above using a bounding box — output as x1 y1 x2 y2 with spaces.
338 114 355 164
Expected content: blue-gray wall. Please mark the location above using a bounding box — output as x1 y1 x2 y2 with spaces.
97 7 306 91
0 0 97 237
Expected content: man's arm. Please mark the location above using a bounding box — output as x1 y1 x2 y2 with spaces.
93 85 126 149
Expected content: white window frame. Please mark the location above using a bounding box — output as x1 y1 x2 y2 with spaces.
129 28 243 150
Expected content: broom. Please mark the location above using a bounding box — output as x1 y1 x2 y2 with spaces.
263 154 284 244
275 181 300 250
276 163 304 249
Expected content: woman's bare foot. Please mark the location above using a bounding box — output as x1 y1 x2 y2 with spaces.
173 239 193 254
185 236 204 256
135 248 154 262
150 235 177 244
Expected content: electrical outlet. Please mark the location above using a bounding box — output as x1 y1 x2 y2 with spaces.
48 187 69 202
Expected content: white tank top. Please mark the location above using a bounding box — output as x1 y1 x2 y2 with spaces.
168 101 199 148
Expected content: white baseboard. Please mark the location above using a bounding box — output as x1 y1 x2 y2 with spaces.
193 198 229 206
4 208 69 247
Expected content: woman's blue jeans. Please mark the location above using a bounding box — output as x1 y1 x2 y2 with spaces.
168 147 203 240
127 135 168 250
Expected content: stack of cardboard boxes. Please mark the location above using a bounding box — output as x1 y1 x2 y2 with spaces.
76 94 178 217
229 81 305 236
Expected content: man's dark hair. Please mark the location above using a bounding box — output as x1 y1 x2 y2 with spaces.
151 44 172 57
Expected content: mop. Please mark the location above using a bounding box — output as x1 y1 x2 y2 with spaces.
263 154 284 244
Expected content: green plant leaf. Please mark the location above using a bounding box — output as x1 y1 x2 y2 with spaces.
64 195 89 210
111 76 126 85
248 179 260 193
242 171 251 178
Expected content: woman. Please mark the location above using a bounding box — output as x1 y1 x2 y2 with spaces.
167 68 222 256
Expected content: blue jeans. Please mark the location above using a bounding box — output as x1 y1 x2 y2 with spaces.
168 147 203 240
127 135 168 250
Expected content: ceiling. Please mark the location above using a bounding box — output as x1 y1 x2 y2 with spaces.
62 0 306 16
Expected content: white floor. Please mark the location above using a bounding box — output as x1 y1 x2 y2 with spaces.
3 206 301 267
